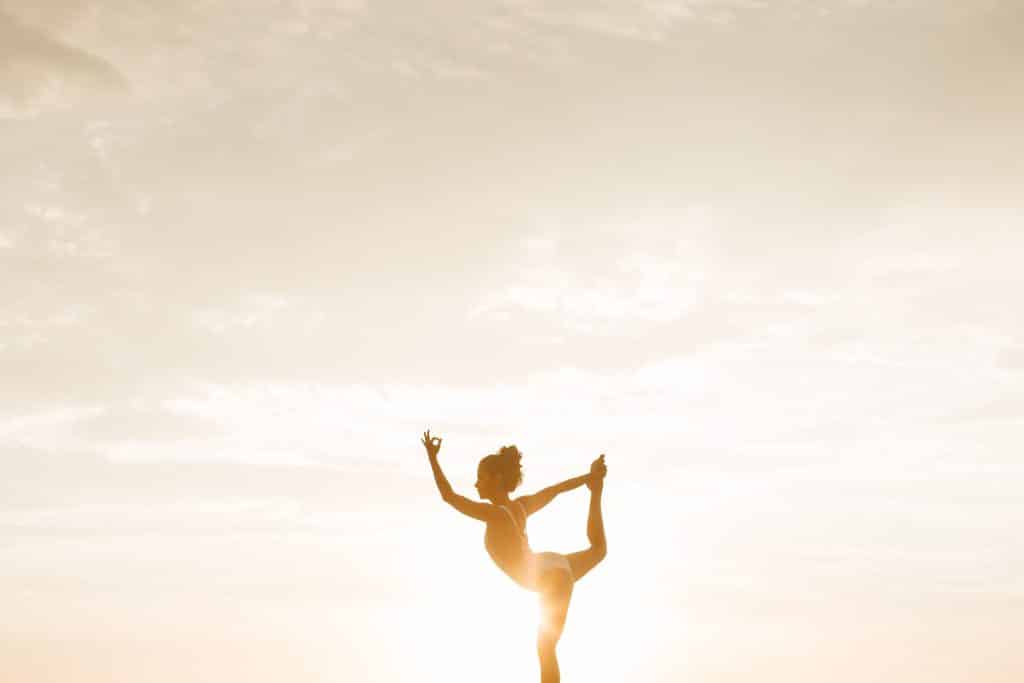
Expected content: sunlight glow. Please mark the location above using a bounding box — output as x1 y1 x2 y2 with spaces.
411 560 537 682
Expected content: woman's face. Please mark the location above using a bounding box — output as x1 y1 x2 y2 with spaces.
475 467 498 500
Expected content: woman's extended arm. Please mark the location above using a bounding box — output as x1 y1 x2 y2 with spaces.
425 434 455 500
515 473 590 516
422 430 497 522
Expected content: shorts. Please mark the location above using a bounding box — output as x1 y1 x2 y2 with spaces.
531 551 574 590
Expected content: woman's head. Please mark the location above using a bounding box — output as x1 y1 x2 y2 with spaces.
474 445 524 501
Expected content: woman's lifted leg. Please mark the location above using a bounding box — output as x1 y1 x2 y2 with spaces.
567 455 607 582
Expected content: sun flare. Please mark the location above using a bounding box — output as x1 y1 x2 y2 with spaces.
410 557 537 682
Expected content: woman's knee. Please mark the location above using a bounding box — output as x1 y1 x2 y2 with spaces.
544 610 567 633
538 622 564 652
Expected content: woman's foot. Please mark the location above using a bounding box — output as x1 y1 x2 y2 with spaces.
587 454 606 491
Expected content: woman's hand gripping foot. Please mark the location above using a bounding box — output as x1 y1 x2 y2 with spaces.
587 454 606 491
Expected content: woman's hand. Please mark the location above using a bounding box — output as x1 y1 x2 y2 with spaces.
421 429 443 458
587 454 607 490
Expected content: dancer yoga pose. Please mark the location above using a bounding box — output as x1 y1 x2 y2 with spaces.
421 429 607 683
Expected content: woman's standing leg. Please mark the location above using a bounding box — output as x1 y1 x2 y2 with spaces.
537 571 573 683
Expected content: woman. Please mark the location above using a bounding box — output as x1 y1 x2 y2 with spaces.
421 429 607 683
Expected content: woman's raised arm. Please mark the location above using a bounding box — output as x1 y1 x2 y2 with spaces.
422 430 498 523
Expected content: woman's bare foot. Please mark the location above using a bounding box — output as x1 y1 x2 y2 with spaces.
587 454 606 491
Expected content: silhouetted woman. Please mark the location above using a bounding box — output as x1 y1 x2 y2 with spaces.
421 429 607 683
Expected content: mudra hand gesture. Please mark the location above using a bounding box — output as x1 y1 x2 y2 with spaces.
421 429 442 458
587 454 607 490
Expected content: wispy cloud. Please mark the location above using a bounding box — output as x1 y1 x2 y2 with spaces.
470 218 714 332
510 0 701 42
0 9 126 118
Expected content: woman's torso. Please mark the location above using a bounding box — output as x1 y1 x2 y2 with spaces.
484 501 533 588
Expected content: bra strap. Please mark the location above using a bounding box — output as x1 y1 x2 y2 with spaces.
499 505 520 532
502 504 530 537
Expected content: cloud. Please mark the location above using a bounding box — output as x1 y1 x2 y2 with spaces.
469 219 716 333
5 310 1016 474
0 9 127 118
191 294 306 335
70 400 226 442
510 1 699 42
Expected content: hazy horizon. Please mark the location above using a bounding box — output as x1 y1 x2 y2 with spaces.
3 1 1022 681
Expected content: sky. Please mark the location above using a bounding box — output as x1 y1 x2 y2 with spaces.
2 1 1023 681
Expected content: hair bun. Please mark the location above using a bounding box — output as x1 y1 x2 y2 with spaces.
498 445 521 462
496 445 523 491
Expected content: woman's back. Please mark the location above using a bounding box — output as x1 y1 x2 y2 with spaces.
484 501 532 586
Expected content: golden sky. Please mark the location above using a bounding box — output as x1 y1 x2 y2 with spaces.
2 1 1022 682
